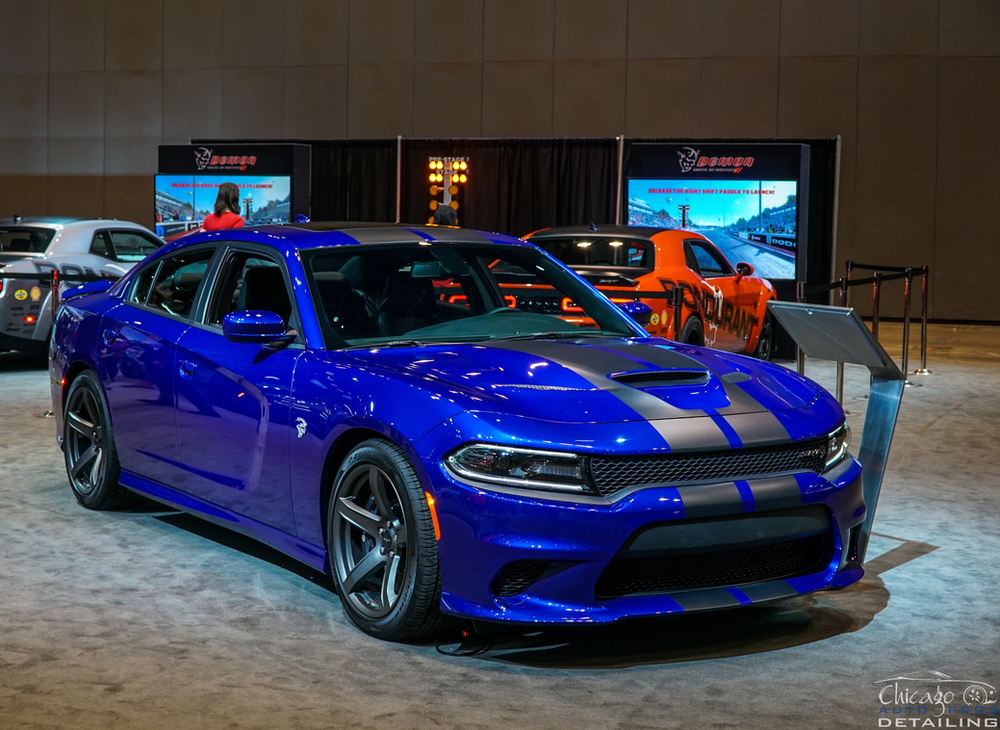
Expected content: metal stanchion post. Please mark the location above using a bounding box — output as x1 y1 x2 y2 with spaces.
914 264 932 375
796 282 806 375
900 269 920 387
51 269 60 322
672 285 682 342
836 276 848 404
871 271 882 341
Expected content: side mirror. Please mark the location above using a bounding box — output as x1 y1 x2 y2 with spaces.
617 300 653 327
735 262 754 279
223 310 288 344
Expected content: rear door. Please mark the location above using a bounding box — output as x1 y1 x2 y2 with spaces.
98 246 216 485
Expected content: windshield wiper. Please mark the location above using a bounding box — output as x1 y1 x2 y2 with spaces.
343 339 425 350
490 330 619 342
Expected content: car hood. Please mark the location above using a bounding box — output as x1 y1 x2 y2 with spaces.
344 336 823 425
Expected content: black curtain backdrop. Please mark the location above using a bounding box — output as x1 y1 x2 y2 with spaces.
401 138 618 237
309 139 398 222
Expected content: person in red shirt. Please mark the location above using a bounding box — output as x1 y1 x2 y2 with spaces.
202 182 245 231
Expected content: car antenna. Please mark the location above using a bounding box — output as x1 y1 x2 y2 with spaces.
589 222 599 232
13 214 21 223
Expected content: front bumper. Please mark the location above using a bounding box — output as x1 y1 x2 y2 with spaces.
427 454 865 624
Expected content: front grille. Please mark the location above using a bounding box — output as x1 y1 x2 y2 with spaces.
611 370 709 387
492 560 550 597
595 533 828 600
590 437 827 497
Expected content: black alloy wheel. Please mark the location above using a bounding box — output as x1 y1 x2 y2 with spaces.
63 371 139 510
327 439 452 640
753 312 774 360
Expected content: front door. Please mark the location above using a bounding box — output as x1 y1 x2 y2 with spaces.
172 250 302 533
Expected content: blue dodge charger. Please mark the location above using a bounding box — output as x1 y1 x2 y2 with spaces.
50 224 863 641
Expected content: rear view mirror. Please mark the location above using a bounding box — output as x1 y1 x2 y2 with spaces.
223 310 288 343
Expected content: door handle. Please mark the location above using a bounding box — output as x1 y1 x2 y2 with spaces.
102 328 117 346
178 360 197 379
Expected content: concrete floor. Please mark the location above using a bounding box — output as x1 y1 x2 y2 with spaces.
1 322 998 729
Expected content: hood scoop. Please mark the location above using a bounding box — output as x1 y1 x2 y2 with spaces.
610 369 710 388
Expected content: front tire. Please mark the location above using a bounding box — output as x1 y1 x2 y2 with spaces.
327 439 450 641
63 371 140 510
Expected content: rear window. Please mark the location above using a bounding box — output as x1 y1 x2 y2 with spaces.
0 227 55 254
533 236 652 269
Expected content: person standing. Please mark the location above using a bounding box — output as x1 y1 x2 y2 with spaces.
202 182 245 231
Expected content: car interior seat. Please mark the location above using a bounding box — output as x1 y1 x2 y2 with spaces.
314 271 379 340
8 238 33 252
376 270 438 337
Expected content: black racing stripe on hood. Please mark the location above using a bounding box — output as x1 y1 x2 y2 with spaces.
600 340 788 423
483 339 700 421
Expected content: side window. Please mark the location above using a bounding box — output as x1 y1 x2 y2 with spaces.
110 230 161 262
206 252 299 342
144 249 215 318
688 242 732 278
90 231 113 259
130 262 160 305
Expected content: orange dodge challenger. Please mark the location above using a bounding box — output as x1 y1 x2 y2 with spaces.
523 225 777 358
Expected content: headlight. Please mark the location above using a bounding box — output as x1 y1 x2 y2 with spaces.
824 423 851 471
445 444 593 494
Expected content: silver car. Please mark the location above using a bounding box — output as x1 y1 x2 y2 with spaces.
0 217 162 354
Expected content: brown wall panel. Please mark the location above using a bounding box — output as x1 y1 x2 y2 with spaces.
48 176 105 217
223 0 286 68
0 73 48 176
701 58 779 137
779 0 859 57
1 1 49 75
481 62 553 137
702 0 781 58
483 0 554 62
855 56 937 317
49 0 104 73
104 176 154 225
625 59 702 137
555 0 627 61
163 70 223 144
348 64 415 138
287 0 349 66
859 0 938 56
553 60 626 136
0 176 48 217
284 66 349 139
935 58 1000 320
105 0 163 71
350 0 415 65
413 63 483 137
163 0 224 70
415 0 484 64
48 72 104 176
221 68 286 139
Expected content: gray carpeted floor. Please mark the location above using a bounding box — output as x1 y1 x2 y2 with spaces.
1 323 997 729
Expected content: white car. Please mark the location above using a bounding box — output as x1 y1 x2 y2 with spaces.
0 217 163 354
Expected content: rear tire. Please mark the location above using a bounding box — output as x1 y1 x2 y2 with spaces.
679 316 704 346
752 312 774 360
63 371 141 510
327 438 453 641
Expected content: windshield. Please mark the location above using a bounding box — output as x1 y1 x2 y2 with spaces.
531 236 652 269
0 227 55 255
303 242 642 348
